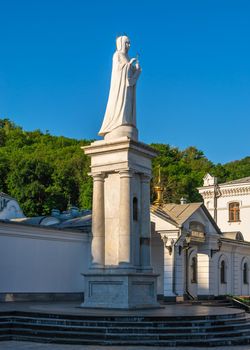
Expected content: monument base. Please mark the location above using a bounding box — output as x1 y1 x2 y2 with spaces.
81 271 159 309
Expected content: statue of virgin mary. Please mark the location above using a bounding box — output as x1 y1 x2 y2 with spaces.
99 36 141 138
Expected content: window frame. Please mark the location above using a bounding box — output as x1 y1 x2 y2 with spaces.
191 256 197 284
228 202 240 222
220 260 226 284
243 262 248 285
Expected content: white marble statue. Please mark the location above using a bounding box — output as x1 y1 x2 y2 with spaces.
99 36 141 137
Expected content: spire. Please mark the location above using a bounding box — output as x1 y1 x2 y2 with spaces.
153 166 164 207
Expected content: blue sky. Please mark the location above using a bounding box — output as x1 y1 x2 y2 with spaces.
0 0 249 164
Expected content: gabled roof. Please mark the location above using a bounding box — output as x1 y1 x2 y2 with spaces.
162 203 203 226
151 202 221 234
151 204 179 227
220 176 250 186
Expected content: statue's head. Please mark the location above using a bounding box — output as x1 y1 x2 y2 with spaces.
116 36 130 53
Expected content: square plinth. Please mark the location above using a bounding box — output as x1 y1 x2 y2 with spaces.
81 271 159 309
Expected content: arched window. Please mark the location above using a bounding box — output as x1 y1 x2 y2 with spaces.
229 202 240 222
133 197 138 221
191 257 197 283
243 262 248 284
220 260 226 283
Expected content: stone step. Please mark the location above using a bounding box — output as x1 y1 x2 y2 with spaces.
3 325 250 340
5 334 250 347
1 309 246 321
1 321 248 333
2 319 250 334
0 319 250 334
1 309 250 346
0 312 247 325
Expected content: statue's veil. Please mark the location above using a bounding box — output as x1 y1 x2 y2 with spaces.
116 36 129 52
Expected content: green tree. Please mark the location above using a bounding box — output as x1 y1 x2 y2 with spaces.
7 156 54 216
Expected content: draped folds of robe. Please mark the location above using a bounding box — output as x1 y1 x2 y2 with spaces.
99 50 141 136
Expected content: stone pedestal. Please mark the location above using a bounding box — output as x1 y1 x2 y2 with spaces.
81 137 159 309
82 270 158 309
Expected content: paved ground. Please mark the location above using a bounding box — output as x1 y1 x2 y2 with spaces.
0 301 243 318
1 341 250 350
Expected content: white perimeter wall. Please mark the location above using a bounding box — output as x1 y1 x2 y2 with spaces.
0 222 90 293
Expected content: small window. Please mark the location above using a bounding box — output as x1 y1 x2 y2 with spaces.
133 197 138 221
229 202 240 222
191 257 197 283
243 262 248 284
220 260 226 283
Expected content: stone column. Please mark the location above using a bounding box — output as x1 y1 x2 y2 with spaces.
119 169 133 266
91 173 105 267
175 246 185 298
140 174 152 269
160 235 176 298
197 253 210 297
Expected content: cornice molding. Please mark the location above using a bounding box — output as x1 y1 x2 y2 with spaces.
0 222 88 242
199 186 250 199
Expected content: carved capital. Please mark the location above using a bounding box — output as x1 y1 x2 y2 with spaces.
119 169 133 178
92 173 105 182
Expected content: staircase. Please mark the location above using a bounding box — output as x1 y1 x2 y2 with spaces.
185 298 234 308
1 307 250 347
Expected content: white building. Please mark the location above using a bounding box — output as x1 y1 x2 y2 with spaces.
149 174 250 301
151 200 250 300
198 174 250 241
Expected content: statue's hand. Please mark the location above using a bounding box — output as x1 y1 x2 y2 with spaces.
135 62 141 70
129 58 137 65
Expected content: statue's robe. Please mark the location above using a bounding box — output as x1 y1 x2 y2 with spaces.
99 51 140 136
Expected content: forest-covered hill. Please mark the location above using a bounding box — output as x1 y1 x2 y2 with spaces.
1 118 250 216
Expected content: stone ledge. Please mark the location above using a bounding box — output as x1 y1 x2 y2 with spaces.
0 293 83 302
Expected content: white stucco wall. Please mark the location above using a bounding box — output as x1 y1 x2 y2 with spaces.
0 222 89 293
216 194 250 241
199 178 250 242
151 234 164 295
150 212 179 297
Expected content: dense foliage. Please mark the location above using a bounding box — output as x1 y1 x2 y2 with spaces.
150 145 250 203
0 118 249 216
0 119 92 216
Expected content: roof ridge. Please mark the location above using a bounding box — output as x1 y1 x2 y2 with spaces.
219 176 250 185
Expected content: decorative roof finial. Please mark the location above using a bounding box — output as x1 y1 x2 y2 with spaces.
158 165 161 185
